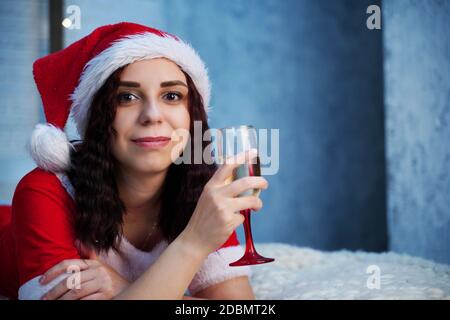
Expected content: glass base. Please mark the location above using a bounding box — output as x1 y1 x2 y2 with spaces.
229 252 275 266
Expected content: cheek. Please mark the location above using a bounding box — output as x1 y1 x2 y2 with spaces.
114 107 140 135
172 107 191 143
170 106 191 131
166 107 191 157
110 110 134 158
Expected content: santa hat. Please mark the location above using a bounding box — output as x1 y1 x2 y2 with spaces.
29 22 211 173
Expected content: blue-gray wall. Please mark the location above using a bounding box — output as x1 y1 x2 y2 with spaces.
0 0 48 202
383 0 450 265
201 0 388 251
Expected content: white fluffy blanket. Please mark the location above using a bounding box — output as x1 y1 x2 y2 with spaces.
2 243 449 300
250 243 450 300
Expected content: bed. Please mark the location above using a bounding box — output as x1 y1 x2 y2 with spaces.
250 243 450 300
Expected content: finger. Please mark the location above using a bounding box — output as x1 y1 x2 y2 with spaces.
67 267 98 284
40 259 96 285
41 268 97 300
231 212 246 228
80 292 105 300
230 196 263 212
222 176 268 197
59 278 99 300
212 149 258 183
41 277 71 300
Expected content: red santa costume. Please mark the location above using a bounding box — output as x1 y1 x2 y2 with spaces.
0 22 250 300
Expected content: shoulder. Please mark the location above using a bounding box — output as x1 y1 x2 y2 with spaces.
16 167 65 192
14 167 73 203
11 168 80 287
12 167 75 222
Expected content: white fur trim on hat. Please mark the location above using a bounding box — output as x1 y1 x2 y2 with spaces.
69 31 211 138
27 123 74 173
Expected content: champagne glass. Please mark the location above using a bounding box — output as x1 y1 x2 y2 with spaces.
215 125 275 266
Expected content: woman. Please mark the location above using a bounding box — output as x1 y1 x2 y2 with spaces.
0 22 268 300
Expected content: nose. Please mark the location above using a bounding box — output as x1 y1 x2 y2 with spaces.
138 97 163 125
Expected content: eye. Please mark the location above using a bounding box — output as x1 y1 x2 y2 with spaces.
162 92 183 102
117 92 138 104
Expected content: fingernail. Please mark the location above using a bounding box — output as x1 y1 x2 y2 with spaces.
39 275 45 284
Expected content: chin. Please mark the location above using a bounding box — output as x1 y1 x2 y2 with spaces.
134 161 171 174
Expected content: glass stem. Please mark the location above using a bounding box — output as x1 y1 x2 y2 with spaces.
241 209 257 255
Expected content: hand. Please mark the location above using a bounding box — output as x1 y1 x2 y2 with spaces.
181 149 269 255
40 242 129 300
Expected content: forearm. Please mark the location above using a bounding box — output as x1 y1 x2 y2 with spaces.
183 295 207 300
114 233 209 300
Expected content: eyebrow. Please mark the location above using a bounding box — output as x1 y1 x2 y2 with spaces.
118 80 188 88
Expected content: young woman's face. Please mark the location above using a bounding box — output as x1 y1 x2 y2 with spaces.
111 58 191 174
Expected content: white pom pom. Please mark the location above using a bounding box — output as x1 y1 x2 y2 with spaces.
27 123 74 173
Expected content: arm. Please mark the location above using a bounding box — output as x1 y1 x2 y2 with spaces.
195 276 255 300
40 251 208 300
41 238 252 300
114 232 209 300
116 248 255 300
183 295 206 300
11 176 82 299
186 233 254 299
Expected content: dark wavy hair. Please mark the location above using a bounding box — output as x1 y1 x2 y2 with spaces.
66 65 217 253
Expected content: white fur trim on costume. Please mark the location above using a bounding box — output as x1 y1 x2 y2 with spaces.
27 123 74 173
188 245 252 295
69 31 211 138
18 273 69 300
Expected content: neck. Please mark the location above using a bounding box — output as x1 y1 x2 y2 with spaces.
116 166 168 221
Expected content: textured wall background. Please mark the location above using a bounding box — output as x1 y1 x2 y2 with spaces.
383 0 450 264
0 0 47 203
61 0 387 252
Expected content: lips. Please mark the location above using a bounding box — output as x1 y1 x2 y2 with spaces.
131 136 171 149
131 136 170 143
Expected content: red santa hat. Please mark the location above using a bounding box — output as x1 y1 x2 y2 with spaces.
29 22 211 173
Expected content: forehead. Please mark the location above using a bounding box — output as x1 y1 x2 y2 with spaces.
120 57 186 83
